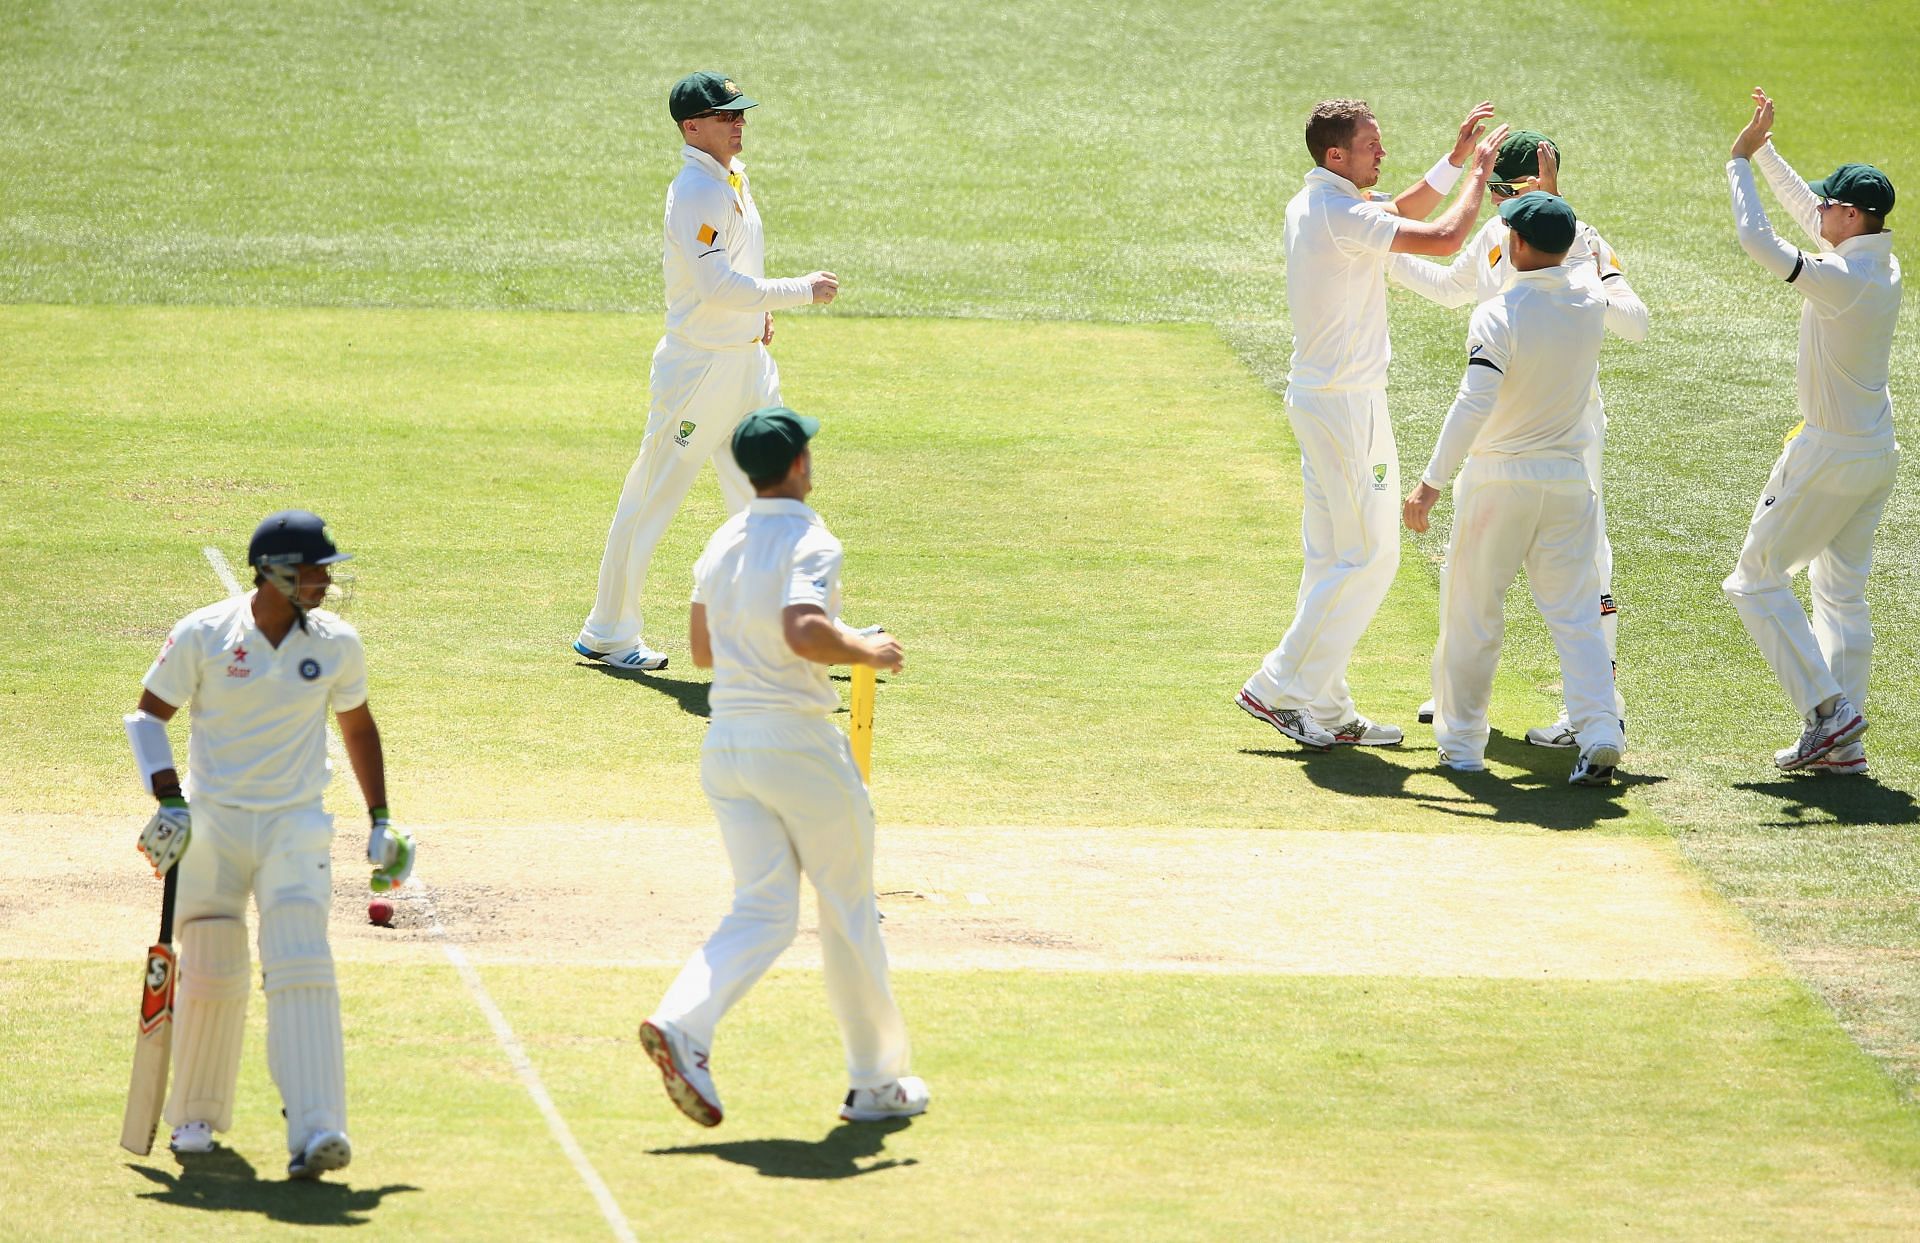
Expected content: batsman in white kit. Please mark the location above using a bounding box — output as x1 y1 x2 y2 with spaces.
1402 193 1629 786
1725 88 1901 774
639 407 928 1127
124 511 414 1178
574 70 840 672
1389 129 1649 745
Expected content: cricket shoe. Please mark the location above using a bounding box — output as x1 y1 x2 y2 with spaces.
639 1018 722 1127
287 1130 352 1180
1774 698 1867 771
573 639 669 672
1417 698 1436 725
1524 712 1579 749
1809 741 1869 776
169 1121 216 1156
841 1077 930 1122
1328 716 1404 746
1236 688 1334 750
1569 741 1622 787
1438 751 1486 773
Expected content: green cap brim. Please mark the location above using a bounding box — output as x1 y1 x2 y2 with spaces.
793 413 819 437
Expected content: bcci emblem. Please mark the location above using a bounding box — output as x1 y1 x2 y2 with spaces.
675 420 696 447
299 658 321 681
1372 463 1389 491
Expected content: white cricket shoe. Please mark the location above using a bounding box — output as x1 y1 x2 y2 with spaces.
639 1018 722 1127
1236 688 1335 750
287 1130 351 1180
1328 716 1404 746
1524 712 1579 749
1810 741 1868 776
168 1120 215 1155
1774 698 1867 771
1416 698 1436 725
1438 751 1486 773
1569 742 1622 787
573 639 669 672
841 1076 930 1122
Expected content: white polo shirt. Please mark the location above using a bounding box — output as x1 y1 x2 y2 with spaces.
1284 166 1402 411
693 498 843 719
1422 265 1608 487
1390 215 1648 342
143 593 368 810
663 145 816 351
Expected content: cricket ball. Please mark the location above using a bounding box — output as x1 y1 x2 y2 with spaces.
368 898 395 927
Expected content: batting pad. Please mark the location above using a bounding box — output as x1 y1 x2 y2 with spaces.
260 899 346 1149
164 917 249 1132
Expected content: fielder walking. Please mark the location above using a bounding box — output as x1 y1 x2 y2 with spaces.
574 71 840 672
1239 98 1509 750
1724 87 1901 774
1390 131 1649 745
638 407 928 1127
125 511 414 1177
1402 193 1629 786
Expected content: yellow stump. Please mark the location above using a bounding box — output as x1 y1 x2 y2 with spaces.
849 664 876 783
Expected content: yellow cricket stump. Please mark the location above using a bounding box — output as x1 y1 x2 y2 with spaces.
850 664 876 782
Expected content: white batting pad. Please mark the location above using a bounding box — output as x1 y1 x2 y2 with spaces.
260 898 345 1149
163 917 249 1132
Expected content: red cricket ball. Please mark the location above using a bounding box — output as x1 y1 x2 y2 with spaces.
368 898 395 927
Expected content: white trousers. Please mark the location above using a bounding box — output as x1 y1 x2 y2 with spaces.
655 714 911 1088
578 338 780 652
1248 390 1401 725
1722 428 1899 716
1432 458 1624 765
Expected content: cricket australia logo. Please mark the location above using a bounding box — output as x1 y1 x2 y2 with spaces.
675 420 696 447
1372 463 1389 491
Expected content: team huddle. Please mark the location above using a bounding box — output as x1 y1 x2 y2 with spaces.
118 75 1899 1175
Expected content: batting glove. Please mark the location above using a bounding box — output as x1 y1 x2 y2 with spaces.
137 798 191 877
367 808 415 893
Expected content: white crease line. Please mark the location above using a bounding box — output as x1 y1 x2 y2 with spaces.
202 545 347 763
406 880 638 1243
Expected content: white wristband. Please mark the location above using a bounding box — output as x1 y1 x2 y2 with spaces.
124 710 175 793
1425 155 1464 194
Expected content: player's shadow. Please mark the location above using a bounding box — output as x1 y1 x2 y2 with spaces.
1246 733 1665 832
649 1117 917 1180
1732 774 1920 827
578 662 710 718
128 1148 418 1226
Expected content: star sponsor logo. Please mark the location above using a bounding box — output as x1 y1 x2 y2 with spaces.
232 646 247 662
675 420 696 447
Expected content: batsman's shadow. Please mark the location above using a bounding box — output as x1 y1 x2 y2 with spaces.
578 661 710 718
1732 774 1919 827
650 1117 917 1180
129 1148 418 1225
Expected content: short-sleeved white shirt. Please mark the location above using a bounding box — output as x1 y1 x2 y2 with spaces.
142 593 367 809
1284 166 1403 408
692 498 843 718
663 146 815 350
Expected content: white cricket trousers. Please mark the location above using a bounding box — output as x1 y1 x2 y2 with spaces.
1722 426 1899 717
578 337 781 652
1247 390 1400 725
655 713 912 1089
166 798 344 1153
1432 457 1624 765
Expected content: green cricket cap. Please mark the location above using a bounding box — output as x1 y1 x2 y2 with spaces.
1499 191 1578 253
1809 163 1895 216
732 406 819 480
670 71 757 122
1494 129 1557 183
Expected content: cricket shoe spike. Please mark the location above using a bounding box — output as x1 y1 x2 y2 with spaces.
1774 697 1867 771
1416 698 1436 725
1329 716 1404 746
287 1130 351 1180
573 639 669 672
169 1121 216 1156
639 1019 722 1127
841 1076 930 1122
1236 688 1335 750
1569 742 1621 787
1809 741 1869 776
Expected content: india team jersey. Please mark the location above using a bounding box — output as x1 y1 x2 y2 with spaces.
143 593 367 809
1284 166 1402 405
692 498 843 718
662 145 816 350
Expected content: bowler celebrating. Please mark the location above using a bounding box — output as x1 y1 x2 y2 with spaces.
1724 88 1901 774
574 72 840 672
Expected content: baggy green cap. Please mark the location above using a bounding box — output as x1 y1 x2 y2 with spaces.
1809 163 1895 216
732 406 819 481
670 71 758 122
1499 191 1577 253
1494 130 1557 183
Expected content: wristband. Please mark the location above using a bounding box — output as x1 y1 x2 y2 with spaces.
1425 155 1464 194
124 710 176 795
370 805 390 826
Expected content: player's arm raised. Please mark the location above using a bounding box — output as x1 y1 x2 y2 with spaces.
1391 124 1508 257
1389 101 1494 220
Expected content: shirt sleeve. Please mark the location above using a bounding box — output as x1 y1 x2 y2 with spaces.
329 630 368 714
668 180 815 313
141 618 199 709
1752 141 1824 248
1584 226 1650 342
1331 197 1402 258
784 533 843 612
1422 303 1511 488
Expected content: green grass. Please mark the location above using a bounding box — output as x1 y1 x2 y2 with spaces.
7 961 1920 1241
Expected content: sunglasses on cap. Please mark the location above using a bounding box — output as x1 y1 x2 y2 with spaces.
1815 196 1864 210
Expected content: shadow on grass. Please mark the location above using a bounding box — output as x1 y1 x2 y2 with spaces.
128 1148 418 1225
649 1117 917 1180
1244 732 1666 832
577 661 710 718
1731 774 1920 827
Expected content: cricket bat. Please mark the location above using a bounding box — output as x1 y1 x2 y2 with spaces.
850 664 876 783
119 865 179 1155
